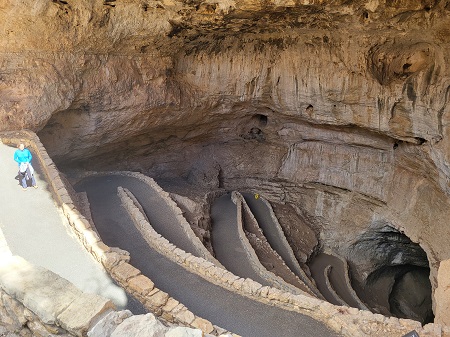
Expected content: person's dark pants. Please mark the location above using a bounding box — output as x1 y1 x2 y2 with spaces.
20 166 36 188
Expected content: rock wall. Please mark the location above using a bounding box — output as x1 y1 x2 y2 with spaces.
3 130 450 334
1 1 449 160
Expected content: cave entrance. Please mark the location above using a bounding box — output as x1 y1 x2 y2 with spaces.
350 225 434 324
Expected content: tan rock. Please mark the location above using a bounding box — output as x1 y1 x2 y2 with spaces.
56 295 115 336
1 292 27 327
128 275 155 297
111 313 167 337
73 218 90 234
231 278 245 290
87 310 132 337
162 298 180 313
171 305 195 325
442 326 450 337
241 278 262 295
90 241 111 262
0 293 23 331
191 316 214 334
112 262 141 284
102 251 130 270
434 259 450 326
27 320 66 336
0 256 79 325
81 229 101 247
165 326 203 337
146 290 169 309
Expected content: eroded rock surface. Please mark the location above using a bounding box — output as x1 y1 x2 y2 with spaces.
2 0 450 325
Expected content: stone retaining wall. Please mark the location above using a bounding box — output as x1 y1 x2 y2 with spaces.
0 255 113 337
71 169 222 268
322 249 369 310
323 264 347 306
115 171 223 268
259 194 323 296
0 256 232 337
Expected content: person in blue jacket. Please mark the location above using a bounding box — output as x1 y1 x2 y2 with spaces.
14 143 37 190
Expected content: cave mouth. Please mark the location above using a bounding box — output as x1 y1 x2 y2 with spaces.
350 225 434 324
388 266 434 324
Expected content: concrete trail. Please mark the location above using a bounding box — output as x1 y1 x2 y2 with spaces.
309 253 367 310
221 191 315 296
79 174 215 262
210 193 269 285
242 192 301 276
0 142 135 312
76 174 341 337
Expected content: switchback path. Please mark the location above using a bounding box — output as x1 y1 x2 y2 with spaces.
242 192 297 273
76 174 341 337
210 193 269 285
309 253 365 309
0 142 132 311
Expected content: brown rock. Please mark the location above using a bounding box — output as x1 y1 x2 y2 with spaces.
434 259 450 325
128 275 155 297
145 290 169 309
112 263 141 284
191 317 214 334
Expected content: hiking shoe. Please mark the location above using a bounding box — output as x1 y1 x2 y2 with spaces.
22 187 27 191
33 185 38 189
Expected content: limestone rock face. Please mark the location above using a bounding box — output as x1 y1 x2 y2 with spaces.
2 0 450 323
435 260 450 326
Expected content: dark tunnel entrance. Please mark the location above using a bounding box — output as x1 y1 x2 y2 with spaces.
349 225 433 324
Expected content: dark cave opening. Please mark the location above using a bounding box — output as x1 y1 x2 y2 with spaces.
350 225 434 324
389 266 434 324
253 113 268 126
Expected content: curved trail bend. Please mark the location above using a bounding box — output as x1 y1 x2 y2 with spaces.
75 174 341 337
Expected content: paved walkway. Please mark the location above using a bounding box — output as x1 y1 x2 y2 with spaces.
211 193 269 285
76 174 341 337
78 175 210 259
0 142 137 312
309 253 365 309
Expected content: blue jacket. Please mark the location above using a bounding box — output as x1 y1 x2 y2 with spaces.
14 148 33 166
